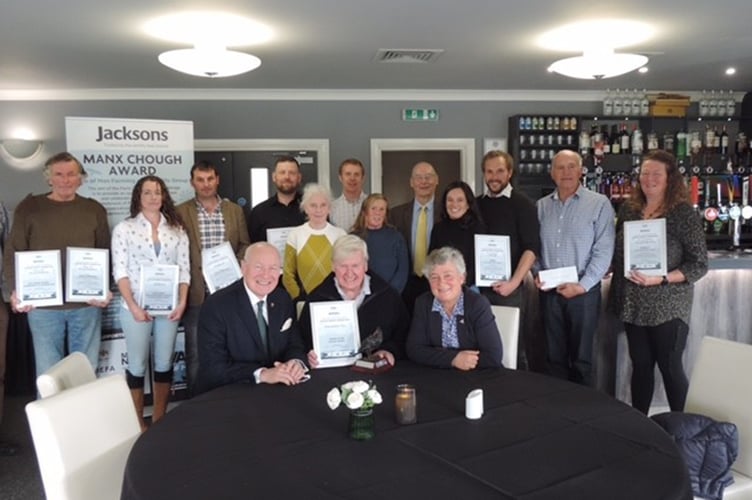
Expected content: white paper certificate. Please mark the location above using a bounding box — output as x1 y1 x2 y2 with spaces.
538 266 579 291
139 265 179 315
310 301 361 368
474 234 512 287
624 218 668 277
201 242 242 294
65 247 109 302
266 226 294 271
15 250 64 307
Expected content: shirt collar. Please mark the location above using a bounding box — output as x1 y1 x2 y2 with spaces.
334 274 371 308
194 195 222 212
243 281 266 307
486 183 513 199
553 184 584 201
413 197 434 212
430 290 465 317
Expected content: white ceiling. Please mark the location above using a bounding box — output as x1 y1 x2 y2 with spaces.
1 0 750 98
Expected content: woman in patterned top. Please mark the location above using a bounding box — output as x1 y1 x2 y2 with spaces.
112 175 190 430
608 150 708 414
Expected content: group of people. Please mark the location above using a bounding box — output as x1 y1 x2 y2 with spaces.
0 144 707 444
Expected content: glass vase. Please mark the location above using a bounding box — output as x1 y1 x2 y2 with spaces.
348 408 375 440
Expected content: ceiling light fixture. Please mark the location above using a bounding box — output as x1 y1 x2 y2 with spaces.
0 139 43 160
158 44 261 78
726 67 737 76
145 12 271 78
548 48 648 80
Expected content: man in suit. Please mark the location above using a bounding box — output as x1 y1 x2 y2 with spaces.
176 160 250 394
196 242 307 393
388 161 440 314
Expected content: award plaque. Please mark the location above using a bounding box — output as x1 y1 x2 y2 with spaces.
15 250 63 308
351 328 393 374
66 247 109 302
624 218 667 277
139 264 179 315
201 242 242 294
474 234 512 287
310 301 361 368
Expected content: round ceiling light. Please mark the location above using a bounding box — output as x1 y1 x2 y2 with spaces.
158 47 262 78
548 49 648 80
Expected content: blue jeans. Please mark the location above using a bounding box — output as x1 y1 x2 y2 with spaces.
540 283 601 386
27 307 102 377
119 307 179 376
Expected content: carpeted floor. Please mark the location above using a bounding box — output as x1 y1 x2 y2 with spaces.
0 393 44 500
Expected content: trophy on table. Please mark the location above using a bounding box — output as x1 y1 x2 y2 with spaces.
351 328 393 374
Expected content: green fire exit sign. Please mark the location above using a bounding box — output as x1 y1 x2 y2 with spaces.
402 108 439 121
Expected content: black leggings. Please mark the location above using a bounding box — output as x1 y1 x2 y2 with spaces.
625 319 689 414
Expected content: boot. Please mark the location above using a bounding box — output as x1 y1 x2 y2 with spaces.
130 388 147 432
151 382 171 424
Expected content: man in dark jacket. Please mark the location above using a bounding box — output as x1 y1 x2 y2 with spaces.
299 234 408 367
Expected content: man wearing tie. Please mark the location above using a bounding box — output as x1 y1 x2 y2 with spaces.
388 161 440 314
197 242 307 393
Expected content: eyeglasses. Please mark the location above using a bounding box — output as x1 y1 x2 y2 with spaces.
412 174 436 182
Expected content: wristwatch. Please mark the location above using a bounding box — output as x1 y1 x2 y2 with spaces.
660 275 669 286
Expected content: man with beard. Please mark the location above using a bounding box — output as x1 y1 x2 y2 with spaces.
248 156 306 243
476 151 540 369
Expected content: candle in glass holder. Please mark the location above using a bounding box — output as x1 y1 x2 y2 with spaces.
395 384 417 425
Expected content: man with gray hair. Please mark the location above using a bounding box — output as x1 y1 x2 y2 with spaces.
299 234 408 367
3 152 111 380
536 150 614 386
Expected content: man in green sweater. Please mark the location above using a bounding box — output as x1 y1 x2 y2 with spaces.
3 152 111 380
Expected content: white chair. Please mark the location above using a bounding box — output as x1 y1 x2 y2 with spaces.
685 336 752 499
26 374 142 500
36 351 97 398
490 305 520 369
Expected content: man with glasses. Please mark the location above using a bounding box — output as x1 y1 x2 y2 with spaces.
389 161 440 314
3 152 111 380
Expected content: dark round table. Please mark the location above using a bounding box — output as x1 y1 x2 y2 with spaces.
121 362 691 500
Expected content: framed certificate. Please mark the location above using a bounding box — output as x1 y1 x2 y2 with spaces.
309 301 361 368
139 264 179 315
474 234 512 287
15 250 64 307
266 226 294 271
624 218 667 277
538 266 579 291
66 247 109 302
201 242 242 294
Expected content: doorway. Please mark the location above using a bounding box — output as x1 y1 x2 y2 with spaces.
369 138 475 206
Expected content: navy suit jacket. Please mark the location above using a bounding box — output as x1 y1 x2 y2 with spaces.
197 279 305 393
406 289 503 369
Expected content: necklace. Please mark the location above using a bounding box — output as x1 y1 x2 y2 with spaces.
643 205 663 219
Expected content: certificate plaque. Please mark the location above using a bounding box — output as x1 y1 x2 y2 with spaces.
139 265 179 315
66 247 109 302
310 301 361 368
474 234 512 287
266 226 294 271
15 250 64 307
624 218 668 277
201 242 241 294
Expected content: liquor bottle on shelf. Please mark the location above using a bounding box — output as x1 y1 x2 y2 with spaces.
569 116 578 131
610 125 622 155
640 89 650 116
602 126 611 155
646 131 659 151
553 116 561 130
561 116 570 131
712 126 721 153
603 89 613 116
663 131 675 153
676 130 688 158
579 128 590 157
726 91 736 117
699 90 709 117
736 131 748 157
720 126 729 157
631 125 644 155
709 90 718 117
620 124 630 154
613 88 623 116
593 126 605 158
704 125 717 153
631 89 641 117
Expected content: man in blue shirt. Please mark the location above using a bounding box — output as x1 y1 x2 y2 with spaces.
536 150 614 386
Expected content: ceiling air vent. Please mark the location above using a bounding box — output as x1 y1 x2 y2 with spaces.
375 49 444 64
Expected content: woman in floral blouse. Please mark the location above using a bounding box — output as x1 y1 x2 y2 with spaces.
112 175 190 430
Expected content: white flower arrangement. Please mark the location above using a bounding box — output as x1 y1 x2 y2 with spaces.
327 380 383 411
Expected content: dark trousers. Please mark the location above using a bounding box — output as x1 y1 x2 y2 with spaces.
624 319 689 414
481 286 528 370
541 283 600 386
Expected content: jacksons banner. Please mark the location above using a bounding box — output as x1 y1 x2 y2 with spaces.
66 116 194 398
